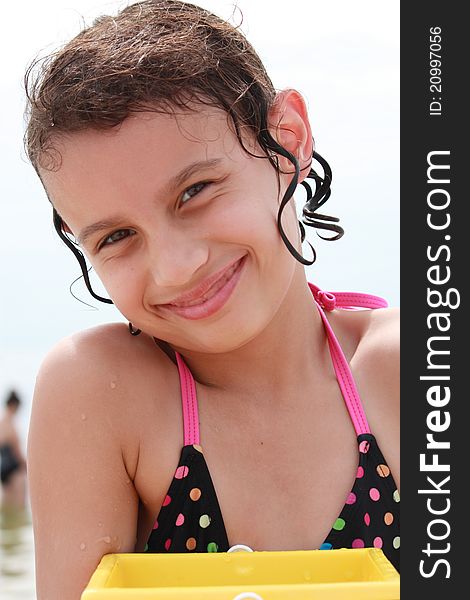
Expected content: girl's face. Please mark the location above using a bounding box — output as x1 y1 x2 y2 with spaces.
41 105 303 353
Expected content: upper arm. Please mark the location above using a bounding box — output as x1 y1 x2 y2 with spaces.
28 331 140 600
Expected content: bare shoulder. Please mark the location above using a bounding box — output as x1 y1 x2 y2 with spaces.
32 322 178 473
328 306 399 400
355 307 400 487
350 306 400 411
329 307 400 487
35 323 173 402
36 322 168 386
359 306 400 365
28 324 179 598
328 306 399 365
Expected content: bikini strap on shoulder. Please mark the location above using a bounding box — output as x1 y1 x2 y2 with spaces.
308 283 388 436
175 351 200 446
309 282 388 311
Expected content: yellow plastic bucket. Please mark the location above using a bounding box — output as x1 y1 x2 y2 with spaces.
81 548 399 599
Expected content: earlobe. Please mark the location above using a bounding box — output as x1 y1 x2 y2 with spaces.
268 89 314 180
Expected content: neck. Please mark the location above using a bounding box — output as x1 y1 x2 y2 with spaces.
173 266 330 400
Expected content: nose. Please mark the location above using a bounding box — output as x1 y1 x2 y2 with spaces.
146 224 209 289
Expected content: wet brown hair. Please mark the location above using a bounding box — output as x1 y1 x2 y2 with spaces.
24 0 342 302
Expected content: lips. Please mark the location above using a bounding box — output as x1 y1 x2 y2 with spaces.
158 255 246 320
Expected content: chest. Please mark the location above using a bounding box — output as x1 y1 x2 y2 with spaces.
201 421 360 550
136 395 361 551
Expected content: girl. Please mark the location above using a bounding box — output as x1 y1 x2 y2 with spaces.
25 1 399 598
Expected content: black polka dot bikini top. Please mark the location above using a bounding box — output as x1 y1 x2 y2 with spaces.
145 283 400 572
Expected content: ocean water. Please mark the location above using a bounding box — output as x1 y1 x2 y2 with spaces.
0 507 36 599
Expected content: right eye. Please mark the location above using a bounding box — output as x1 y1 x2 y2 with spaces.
99 229 136 249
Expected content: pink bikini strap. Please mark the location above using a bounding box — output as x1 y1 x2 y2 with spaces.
175 351 200 446
174 283 388 444
308 282 388 436
308 282 388 312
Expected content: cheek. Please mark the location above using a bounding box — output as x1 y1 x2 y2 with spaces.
208 185 288 251
223 207 278 247
90 259 145 318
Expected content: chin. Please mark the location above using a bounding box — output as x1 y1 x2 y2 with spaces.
178 309 272 355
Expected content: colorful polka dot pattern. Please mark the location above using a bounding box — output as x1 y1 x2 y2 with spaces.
145 435 400 572
320 434 400 571
145 444 229 555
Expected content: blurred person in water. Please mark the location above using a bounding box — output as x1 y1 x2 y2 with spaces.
0 390 27 509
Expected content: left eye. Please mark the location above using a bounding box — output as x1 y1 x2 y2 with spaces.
181 182 207 204
99 229 136 249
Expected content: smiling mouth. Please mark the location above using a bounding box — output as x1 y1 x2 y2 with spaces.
158 255 247 320
168 259 243 307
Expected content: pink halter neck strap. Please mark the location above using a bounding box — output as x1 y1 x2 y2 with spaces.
175 352 200 446
175 283 388 444
308 283 388 435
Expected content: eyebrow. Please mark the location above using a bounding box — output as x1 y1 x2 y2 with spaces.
77 158 224 246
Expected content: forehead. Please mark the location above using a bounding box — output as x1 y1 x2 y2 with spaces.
40 106 250 215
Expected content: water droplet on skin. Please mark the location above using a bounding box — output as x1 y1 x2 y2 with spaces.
110 381 116 389
96 534 118 545
80 543 86 551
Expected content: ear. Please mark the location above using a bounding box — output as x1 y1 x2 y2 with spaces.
268 89 314 183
